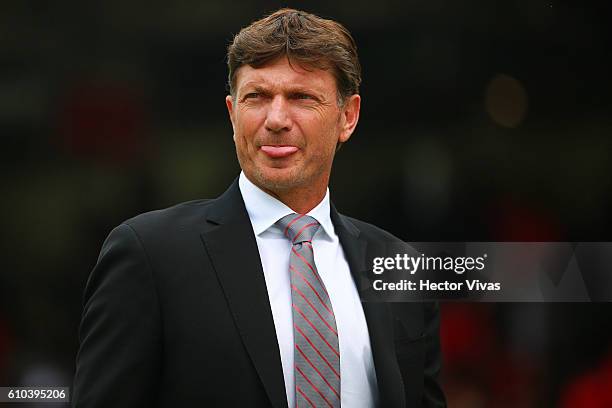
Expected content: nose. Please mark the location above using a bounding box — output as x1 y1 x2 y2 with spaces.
264 95 292 133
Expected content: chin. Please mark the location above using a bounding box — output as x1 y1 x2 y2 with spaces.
252 167 308 192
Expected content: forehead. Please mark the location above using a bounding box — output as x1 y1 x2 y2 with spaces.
234 57 336 94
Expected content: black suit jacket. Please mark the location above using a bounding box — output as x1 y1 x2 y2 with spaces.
73 180 446 407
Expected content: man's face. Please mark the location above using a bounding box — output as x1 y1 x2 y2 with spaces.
226 56 360 196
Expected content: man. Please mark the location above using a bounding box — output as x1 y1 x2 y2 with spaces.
73 8 446 408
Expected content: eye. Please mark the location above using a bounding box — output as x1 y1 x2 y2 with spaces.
289 92 316 101
244 92 260 99
293 93 314 100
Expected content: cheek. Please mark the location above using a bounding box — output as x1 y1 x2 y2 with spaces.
237 108 265 132
234 114 258 145
304 116 341 153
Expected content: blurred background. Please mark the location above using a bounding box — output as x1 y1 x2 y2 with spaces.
1 0 611 406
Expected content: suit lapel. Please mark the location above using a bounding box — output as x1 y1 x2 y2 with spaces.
331 206 405 408
200 180 288 408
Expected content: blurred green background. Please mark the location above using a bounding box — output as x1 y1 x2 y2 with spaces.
1 1 611 406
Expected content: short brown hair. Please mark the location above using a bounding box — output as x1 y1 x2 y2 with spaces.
227 8 361 105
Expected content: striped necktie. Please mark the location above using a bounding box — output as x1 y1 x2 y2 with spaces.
276 213 341 408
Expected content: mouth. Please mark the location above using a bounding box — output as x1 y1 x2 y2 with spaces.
260 145 299 158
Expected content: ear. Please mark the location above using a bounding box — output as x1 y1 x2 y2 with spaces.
225 95 236 135
338 94 361 143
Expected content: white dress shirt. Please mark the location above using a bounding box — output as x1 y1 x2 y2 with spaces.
238 172 379 408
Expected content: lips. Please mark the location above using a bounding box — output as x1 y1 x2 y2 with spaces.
260 145 299 158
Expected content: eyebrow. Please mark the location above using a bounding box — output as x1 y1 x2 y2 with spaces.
240 82 325 101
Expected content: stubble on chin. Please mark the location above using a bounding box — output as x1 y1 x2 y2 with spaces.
250 166 309 195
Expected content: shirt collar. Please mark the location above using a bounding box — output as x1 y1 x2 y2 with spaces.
238 171 335 240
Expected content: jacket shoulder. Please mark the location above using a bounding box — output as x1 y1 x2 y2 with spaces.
121 198 214 237
342 215 404 244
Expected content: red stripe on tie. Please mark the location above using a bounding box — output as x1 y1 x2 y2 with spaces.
297 385 316 408
292 284 337 335
296 365 334 408
284 214 305 238
292 247 328 294
293 222 319 243
297 345 341 399
293 304 340 358
290 265 334 317
295 325 340 378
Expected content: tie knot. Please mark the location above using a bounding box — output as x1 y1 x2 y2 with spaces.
276 213 321 244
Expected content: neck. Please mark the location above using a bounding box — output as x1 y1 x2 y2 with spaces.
268 185 327 214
